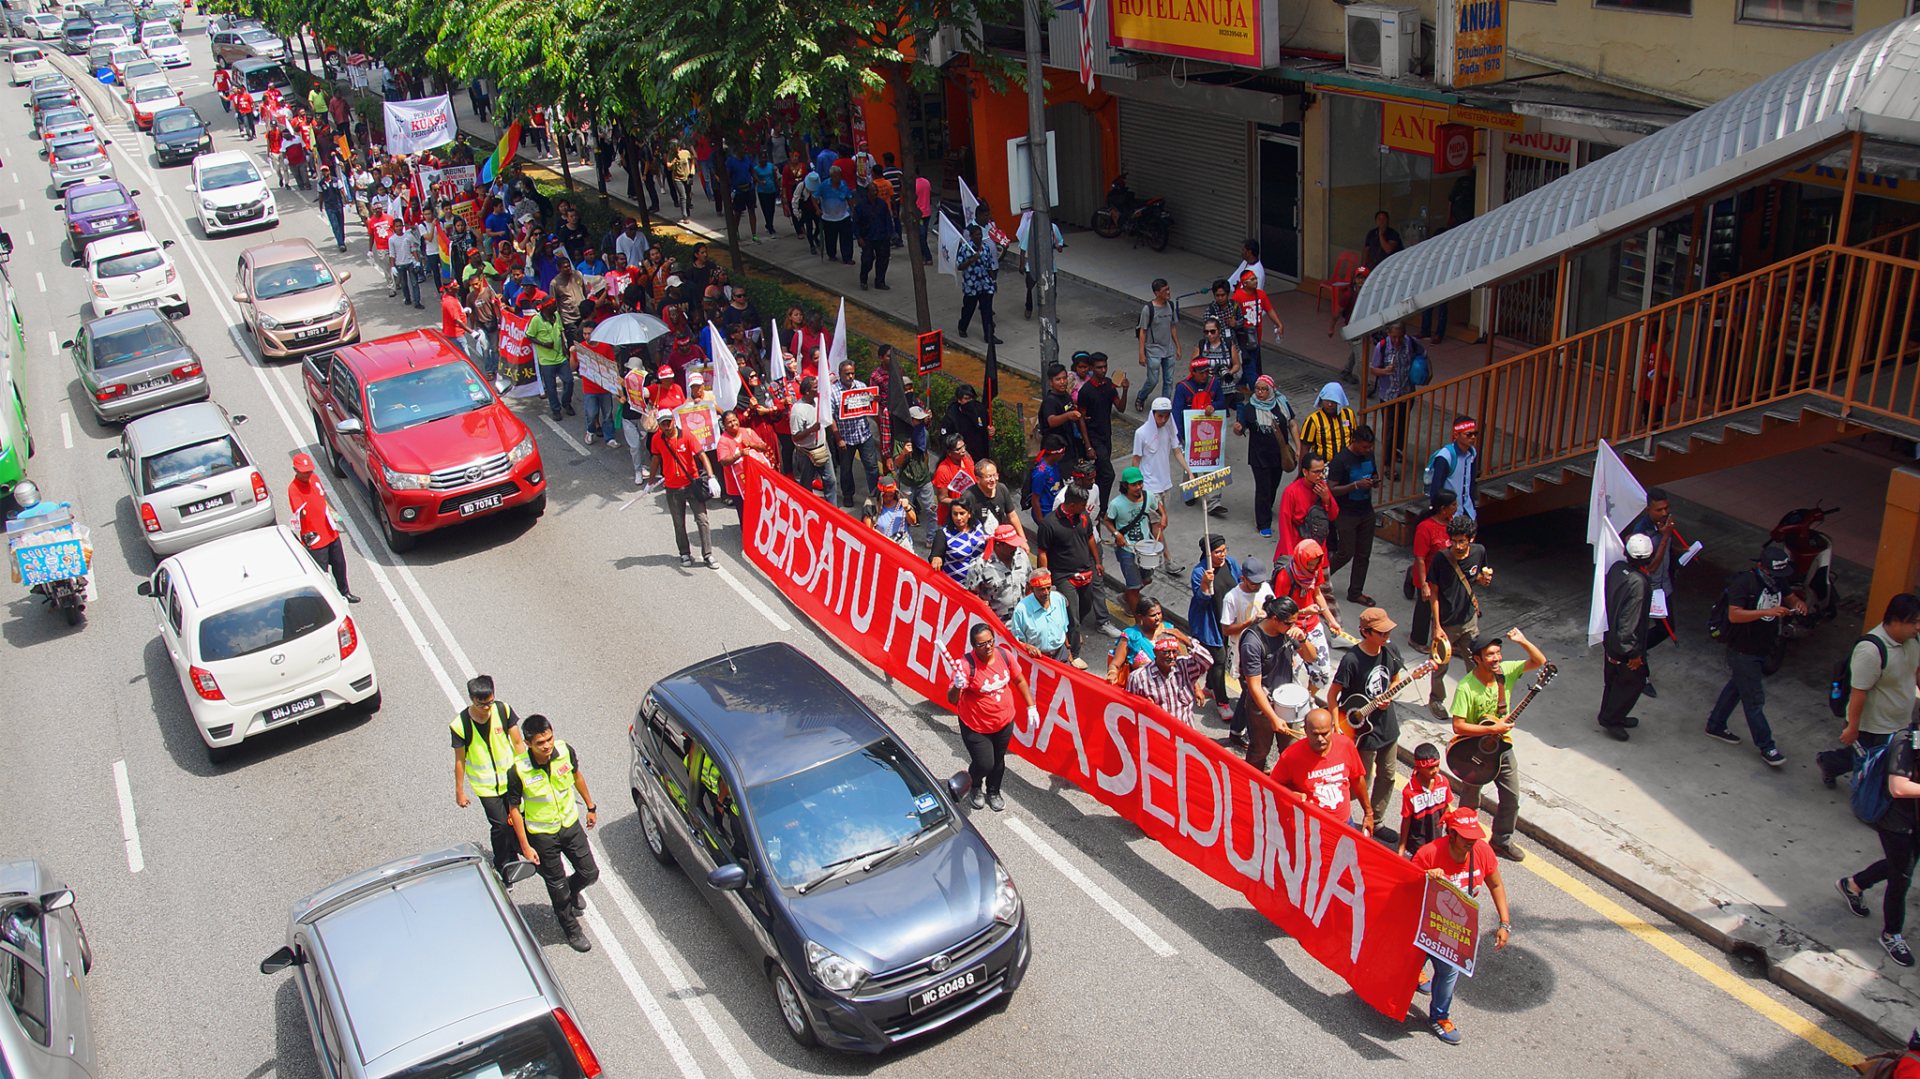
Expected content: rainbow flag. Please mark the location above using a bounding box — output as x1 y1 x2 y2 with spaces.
435 220 452 266
479 119 522 184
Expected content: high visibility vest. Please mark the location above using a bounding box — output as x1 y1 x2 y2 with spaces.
515 742 579 834
451 703 514 797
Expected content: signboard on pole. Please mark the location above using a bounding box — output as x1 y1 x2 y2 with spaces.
918 330 944 375
1183 411 1228 472
1413 874 1483 976
1437 0 1507 88
1179 466 1233 500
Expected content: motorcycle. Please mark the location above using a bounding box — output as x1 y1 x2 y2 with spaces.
1091 173 1173 252
1771 503 1840 633
6 483 90 627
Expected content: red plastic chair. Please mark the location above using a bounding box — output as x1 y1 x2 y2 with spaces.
1317 251 1360 313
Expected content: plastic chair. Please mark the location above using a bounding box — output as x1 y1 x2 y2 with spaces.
1317 251 1360 313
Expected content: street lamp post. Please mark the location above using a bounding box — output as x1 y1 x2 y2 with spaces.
1024 0 1056 374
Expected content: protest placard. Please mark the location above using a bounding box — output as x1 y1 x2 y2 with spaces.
677 401 719 450
1184 410 1228 471
1179 466 1233 500
838 386 879 420
572 344 620 395
1413 874 1482 976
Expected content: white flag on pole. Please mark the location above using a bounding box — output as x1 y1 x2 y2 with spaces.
1586 440 1647 547
1589 520 1626 647
709 321 741 412
767 318 787 382
958 174 980 226
937 211 964 278
821 300 847 424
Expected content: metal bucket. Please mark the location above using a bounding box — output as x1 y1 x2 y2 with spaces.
1132 538 1163 571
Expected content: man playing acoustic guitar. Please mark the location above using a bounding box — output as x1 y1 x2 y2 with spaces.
1449 628 1547 862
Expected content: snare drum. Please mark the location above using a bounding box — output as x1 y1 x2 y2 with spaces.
1132 538 1163 571
1269 682 1312 729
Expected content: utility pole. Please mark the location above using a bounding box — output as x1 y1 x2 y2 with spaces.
1024 0 1056 372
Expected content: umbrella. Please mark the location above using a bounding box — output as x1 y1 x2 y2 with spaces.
590 312 671 346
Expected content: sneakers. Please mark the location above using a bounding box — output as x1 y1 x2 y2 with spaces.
1761 747 1786 768
987 791 1006 812
1416 977 1432 995
1838 877 1871 918
970 787 986 810
566 929 593 953
680 554 693 567
704 554 718 569
1099 623 1126 640
1260 528 1273 538
1886 933 1915 967
1431 1018 1462 1045
1704 727 1743 746
634 471 647 487
583 431 595 445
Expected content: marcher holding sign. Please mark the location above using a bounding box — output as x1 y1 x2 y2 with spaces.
676 401 719 451
1409 807 1511 1045
838 385 879 419
498 309 542 397
1184 410 1228 471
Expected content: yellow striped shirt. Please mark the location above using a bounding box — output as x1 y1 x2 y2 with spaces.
1299 407 1356 462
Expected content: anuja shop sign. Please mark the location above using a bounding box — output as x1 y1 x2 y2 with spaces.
1437 0 1507 88
1110 0 1284 68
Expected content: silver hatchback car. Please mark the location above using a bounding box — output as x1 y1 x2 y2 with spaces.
47 133 111 189
0 860 96 1079
110 402 275 555
261 845 603 1079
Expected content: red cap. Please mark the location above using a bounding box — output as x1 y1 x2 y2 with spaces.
1444 807 1487 840
291 452 315 474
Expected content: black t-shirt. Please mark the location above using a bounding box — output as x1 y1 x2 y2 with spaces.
1079 378 1122 445
1880 730 1920 834
1036 509 1095 576
960 482 1020 533
1725 569 1787 656
1334 646 1404 751
1039 389 1086 460
1329 447 1378 516
1234 626 1299 721
450 702 520 750
554 221 589 258
1427 543 1487 628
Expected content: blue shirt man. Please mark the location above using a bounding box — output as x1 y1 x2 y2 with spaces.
1010 571 1071 658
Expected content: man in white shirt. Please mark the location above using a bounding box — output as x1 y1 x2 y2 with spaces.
614 218 648 267
1230 238 1266 295
1130 396 1190 498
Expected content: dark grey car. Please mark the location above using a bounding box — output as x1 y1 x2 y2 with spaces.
65 308 208 423
628 643 1031 1053
0 860 96 1079
260 844 603 1079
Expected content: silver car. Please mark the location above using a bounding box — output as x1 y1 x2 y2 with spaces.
0 860 96 1079
260 845 603 1079
110 402 275 555
65 308 209 423
47 133 111 189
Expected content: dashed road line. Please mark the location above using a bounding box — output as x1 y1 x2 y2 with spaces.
59 411 71 449
714 565 792 632
540 413 589 457
111 760 143 873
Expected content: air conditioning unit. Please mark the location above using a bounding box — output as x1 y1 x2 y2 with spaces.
1345 4 1421 79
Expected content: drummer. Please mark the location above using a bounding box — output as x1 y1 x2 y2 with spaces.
1235 595 1316 770
1104 465 1166 619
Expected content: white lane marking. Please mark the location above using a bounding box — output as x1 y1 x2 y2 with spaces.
59 411 71 449
1003 817 1178 957
24 230 31 246
34 272 43 292
111 760 144 873
46 330 57 356
579 900 709 1079
540 414 589 457
714 565 792 632
588 834 758 1079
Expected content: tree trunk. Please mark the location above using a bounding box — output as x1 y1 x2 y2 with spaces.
555 119 573 193
714 124 745 273
888 62 932 335
298 33 311 78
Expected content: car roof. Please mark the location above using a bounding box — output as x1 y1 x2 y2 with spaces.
243 238 321 266
171 525 309 608
652 642 884 787
333 330 468 382
49 131 100 149
232 57 284 74
297 847 544 1069
85 307 168 335
123 400 228 456
195 148 259 170
66 178 128 202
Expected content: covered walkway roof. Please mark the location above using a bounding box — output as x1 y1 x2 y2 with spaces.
1343 14 1920 341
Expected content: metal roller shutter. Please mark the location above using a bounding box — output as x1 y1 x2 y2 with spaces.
1116 99 1247 264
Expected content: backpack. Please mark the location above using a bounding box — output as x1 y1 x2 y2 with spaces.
1299 501 1331 545
1829 635 1889 719
1423 443 1460 493
1852 735 1901 826
1408 351 1432 388
1706 570 1753 644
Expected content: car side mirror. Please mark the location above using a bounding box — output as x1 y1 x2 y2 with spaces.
135 579 152 596
59 338 74 349
70 258 82 268
501 860 538 885
106 447 121 459
258 945 300 974
230 291 244 303
947 771 972 801
232 414 248 424
103 138 111 145
183 182 194 192
38 889 73 913
707 863 749 891
338 270 350 282
334 416 362 435
161 238 173 248
129 188 140 196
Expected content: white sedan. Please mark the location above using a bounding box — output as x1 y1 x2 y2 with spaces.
83 230 187 318
140 525 380 764
143 33 189 67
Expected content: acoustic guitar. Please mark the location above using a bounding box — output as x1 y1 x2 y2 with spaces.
1336 653 1446 741
1445 664 1558 786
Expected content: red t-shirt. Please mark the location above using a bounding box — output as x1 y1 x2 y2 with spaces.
955 647 1018 734
650 432 704 489
440 292 467 337
1271 735 1363 816
1398 773 1452 852
1412 515 1450 593
1233 287 1274 343
1411 836 1498 898
369 215 394 251
287 478 338 549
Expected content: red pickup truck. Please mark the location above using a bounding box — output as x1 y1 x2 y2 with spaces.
304 330 546 551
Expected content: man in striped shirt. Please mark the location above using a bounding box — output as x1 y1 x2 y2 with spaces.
1126 637 1215 725
1298 382 1357 464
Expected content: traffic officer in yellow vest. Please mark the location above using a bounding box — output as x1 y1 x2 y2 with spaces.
506 714 600 953
452 675 526 874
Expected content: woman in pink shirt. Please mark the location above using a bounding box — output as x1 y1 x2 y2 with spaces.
945 624 1038 812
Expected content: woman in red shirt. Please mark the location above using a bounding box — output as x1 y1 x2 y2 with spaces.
1409 807 1511 1045
1406 487 1459 628
945 624 1037 813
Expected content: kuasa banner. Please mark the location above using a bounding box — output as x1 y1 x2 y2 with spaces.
739 456 1428 1019
382 94 456 155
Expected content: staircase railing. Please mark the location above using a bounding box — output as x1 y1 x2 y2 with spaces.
1364 242 1920 511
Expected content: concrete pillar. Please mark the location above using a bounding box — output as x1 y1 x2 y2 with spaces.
1866 466 1920 633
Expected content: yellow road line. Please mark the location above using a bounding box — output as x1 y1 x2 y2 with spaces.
1521 856 1865 1066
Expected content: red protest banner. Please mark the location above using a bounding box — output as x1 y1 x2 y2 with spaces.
837 386 879 420
738 456 1428 1019
1414 874 1482 976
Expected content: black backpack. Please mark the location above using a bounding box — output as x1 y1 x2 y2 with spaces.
1299 502 1331 545
1706 570 1755 644
1829 635 1889 718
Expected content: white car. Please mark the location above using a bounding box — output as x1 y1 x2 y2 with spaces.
187 150 277 236
25 14 66 40
136 18 169 42
141 525 379 764
86 24 128 49
84 230 187 318
144 33 187 67
9 45 49 86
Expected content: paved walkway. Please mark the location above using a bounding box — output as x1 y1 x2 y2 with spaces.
456 103 1920 1047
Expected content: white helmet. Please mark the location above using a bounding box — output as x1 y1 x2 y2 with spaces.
10 480 39 511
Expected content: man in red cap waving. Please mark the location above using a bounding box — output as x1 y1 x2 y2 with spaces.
1409 806 1512 1045
288 453 359 603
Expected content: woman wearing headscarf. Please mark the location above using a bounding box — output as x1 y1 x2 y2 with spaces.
1298 381 1357 465
1130 396 1191 576
943 384 991 464
1235 375 1296 538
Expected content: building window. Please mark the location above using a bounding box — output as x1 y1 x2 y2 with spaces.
1593 0 1691 14
1739 0 1852 27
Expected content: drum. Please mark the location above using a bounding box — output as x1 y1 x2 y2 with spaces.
1132 538 1163 571
1269 682 1312 729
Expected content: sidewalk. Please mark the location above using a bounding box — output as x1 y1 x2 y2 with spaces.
458 105 1920 1047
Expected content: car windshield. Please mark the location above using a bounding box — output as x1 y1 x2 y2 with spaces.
142 435 241 493
253 257 332 299
147 34 179 48
110 48 139 62
42 108 87 128
121 61 158 78
199 161 258 190
239 28 272 43
35 93 76 109
70 190 124 213
241 67 284 92
198 587 333 662
96 247 162 278
386 1015 586 1079
746 737 951 891
151 110 196 134
132 85 171 103
91 320 180 368
52 140 99 161
365 362 492 433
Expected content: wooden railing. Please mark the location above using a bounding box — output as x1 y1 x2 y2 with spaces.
1364 242 1920 510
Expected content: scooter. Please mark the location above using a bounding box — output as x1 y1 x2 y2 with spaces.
1091 174 1173 251
1771 503 1840 631
6 484 89 627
